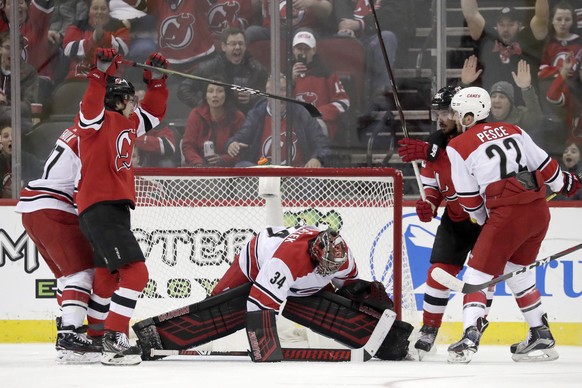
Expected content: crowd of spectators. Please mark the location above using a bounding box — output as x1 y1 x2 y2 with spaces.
1 0 582 201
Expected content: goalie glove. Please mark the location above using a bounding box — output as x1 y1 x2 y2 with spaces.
561 171 582 198
93 48 123 77
143 52 168 84
397 138 441 163
337 280 394 312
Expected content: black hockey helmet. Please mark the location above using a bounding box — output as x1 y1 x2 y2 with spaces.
105 77 135 112
431 85 462 111
309 228 348 276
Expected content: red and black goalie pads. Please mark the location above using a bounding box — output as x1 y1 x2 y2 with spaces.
282 289 412 360
246 309 283 362
132 283 251 359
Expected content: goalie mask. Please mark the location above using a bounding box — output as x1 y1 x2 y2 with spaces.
105 77 136 113
309 229 348 276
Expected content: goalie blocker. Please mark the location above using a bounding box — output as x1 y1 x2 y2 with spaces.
133 280 412 361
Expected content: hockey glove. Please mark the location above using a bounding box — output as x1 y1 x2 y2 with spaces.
94 48 122 77
415 199 436 222
337 279 394 312
561 171 582 198
397 138 441 163
143 52 168 84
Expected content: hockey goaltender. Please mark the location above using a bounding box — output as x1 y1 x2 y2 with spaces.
133 226 413 362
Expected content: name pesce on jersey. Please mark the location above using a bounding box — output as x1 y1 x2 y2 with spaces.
477 125 510 143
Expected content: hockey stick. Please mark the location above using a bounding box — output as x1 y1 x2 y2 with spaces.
150 348 352 361
150 309 396 362
431 242 582 293
122 59 322 118
368 0 425 200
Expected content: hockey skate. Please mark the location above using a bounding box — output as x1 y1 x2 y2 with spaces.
55 325 102 364
414 325 438 360
101 331 142 366
447 317 488 364
510 314 559 362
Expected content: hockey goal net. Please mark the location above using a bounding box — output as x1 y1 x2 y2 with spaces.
131 167 417 348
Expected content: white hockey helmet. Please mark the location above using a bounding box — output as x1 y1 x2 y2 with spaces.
450 86 491 130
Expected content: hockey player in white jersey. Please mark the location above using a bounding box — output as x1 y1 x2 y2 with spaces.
15 128 101 363
212 225 356 310
133 225 413 362
444 86 581 363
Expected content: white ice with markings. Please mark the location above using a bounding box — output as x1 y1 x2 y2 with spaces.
1 344 581 387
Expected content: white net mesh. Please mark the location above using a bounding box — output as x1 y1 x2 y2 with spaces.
131 167 417 348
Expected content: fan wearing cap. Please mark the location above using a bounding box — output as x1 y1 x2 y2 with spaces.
461 1 550 106
489 62 543 129
291 30 350 141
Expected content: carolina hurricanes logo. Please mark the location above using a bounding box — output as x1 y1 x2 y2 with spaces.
160 13 196 50
295 92 318 105
208 2 242 35
262 131 298 166
115 130 133 171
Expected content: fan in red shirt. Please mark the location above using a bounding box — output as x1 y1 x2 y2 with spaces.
75 47 168 366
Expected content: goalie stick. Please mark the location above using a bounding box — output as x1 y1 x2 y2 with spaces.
431 242 582 293
149 309 396 362
122 59 322 118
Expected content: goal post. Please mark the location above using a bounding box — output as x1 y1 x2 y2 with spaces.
131 167 416 348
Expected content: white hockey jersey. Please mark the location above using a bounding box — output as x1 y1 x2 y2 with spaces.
238 225 358 312
446 122 564 224
15 128 81 215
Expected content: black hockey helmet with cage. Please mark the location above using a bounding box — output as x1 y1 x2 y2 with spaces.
105 77 135 112
309 228 348 276
431 85 462 111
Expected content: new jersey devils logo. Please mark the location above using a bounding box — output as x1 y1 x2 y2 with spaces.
115 130 133 171
208 2 242 35
160 13 196 50
279 1 306 26
295 92 318 105
262 131 298 166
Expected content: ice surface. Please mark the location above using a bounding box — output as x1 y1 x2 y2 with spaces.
1 344 581 388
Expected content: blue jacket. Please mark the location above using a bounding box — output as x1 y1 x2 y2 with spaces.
226 98 331 166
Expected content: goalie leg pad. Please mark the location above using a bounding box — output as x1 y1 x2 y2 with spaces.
132 283 251 358
283 291 376 348
246 310 283 362
282 290 412 358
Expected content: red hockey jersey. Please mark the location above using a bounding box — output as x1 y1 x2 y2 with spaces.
143 0 215 65
74 71 168 214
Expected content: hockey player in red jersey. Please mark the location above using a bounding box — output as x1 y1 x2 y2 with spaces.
444 86 581 363
16 128 102 364
75 47 168 365
397 85 485 360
